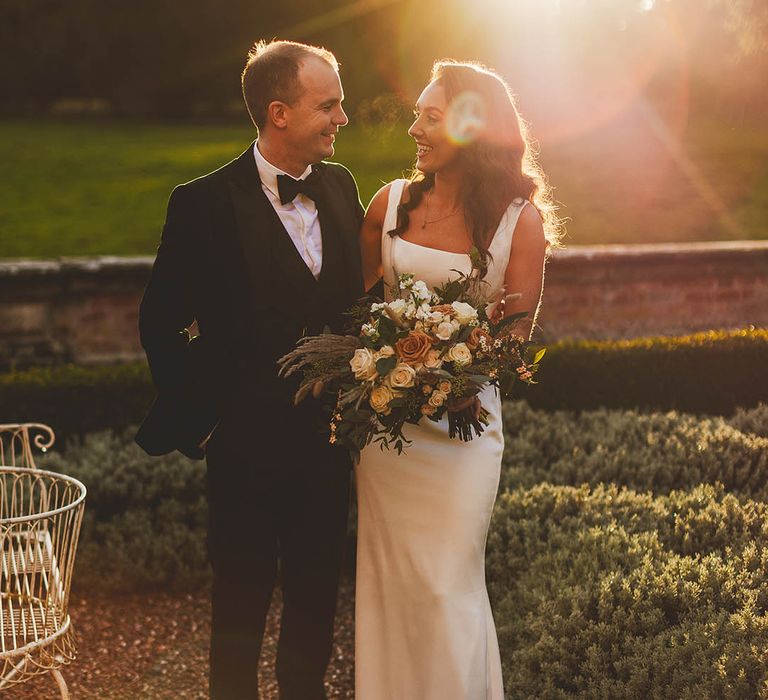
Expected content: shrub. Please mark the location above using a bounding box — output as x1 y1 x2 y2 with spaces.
486 483 768 699
517 329 768 415
0 362 153 440
729 403 768 438
39 428 209 592
500 402 768 499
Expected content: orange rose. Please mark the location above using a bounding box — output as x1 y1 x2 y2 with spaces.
395 331 433 366
467 327 493 351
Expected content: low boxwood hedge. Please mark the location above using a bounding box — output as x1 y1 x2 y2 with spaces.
517 328 768 414
0 362 154 439
1 329 765 445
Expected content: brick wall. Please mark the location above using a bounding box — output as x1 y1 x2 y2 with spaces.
1 242 767 370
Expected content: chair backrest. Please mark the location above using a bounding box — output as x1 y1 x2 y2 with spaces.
0 424 56 469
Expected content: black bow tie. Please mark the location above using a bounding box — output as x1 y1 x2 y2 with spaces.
277 167 324 205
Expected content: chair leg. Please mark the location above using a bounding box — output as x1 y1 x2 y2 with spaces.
51 669 69 700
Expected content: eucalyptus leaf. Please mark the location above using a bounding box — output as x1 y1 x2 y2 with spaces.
376 355 397 376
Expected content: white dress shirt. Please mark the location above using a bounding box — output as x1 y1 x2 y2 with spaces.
253 142 323 279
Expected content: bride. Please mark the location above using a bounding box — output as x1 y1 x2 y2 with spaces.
355 60 561 698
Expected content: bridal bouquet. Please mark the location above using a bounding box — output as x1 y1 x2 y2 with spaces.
278 270 544 456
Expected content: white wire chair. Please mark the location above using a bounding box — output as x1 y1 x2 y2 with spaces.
0 424 86 699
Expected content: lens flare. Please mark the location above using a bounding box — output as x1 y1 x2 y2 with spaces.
446 91 487 145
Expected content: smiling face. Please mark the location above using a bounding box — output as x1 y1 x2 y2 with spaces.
284 56 348 168
407 80 460 174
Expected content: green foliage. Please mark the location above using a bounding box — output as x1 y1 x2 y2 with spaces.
486 483 768 698
729 402 768 438
500 401 768 499
30 401 767 595
39 427 209 593
0 362 153 440
517 329 768 415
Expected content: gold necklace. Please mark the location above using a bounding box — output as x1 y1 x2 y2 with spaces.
422 189 460 229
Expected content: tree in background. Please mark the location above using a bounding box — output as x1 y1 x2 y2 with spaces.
0 0 764 122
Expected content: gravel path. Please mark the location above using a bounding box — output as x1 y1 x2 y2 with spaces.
11 578 355 699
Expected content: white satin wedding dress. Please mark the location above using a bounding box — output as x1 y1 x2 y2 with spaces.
355 179 528 699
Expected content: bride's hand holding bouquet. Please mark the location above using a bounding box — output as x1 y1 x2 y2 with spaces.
278 263 544 457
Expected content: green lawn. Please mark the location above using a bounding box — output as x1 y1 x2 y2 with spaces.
1 117 766 258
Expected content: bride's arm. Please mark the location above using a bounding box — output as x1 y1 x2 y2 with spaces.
359 183 391 293
503 204 547 340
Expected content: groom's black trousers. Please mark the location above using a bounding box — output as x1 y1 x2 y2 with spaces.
205 400 351 700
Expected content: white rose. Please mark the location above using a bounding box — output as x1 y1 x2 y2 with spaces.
423 349 444 370
349 347 377 380
451 301 478 325
387 363 417 389
428 390 448 408
369 383 394 414
428 311 446 326
435 321 456 341
445 342 473 366
387 299 407 319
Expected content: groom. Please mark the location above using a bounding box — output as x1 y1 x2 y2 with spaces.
136 40 363 699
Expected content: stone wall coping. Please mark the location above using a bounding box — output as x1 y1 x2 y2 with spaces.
1 241 767 279
550 240 768 260
0 256 155 278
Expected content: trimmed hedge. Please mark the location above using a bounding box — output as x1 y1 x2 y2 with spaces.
518 328 768 414
0 362 154 439
486 483 768 698
1 329 766 445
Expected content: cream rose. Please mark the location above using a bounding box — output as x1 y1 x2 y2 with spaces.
421 403 437 416
437 379 452 394
350 347 377 380
427 311 446 326
435 321 456 341
369 383 394 414
428 390 448 408
423 349 444 370
387 363 417 389
445 342 472 366
451 301 478 325
373 345 395 362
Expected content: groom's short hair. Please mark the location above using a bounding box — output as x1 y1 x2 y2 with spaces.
242 40 339 130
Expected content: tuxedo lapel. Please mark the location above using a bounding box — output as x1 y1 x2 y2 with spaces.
317 166 364 296
228 144 316 302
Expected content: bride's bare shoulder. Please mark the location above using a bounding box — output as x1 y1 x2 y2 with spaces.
364 179 406 228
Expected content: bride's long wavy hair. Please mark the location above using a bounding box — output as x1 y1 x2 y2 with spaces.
391 60 563 274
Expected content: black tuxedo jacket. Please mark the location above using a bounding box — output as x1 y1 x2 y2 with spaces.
135 144 365 460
